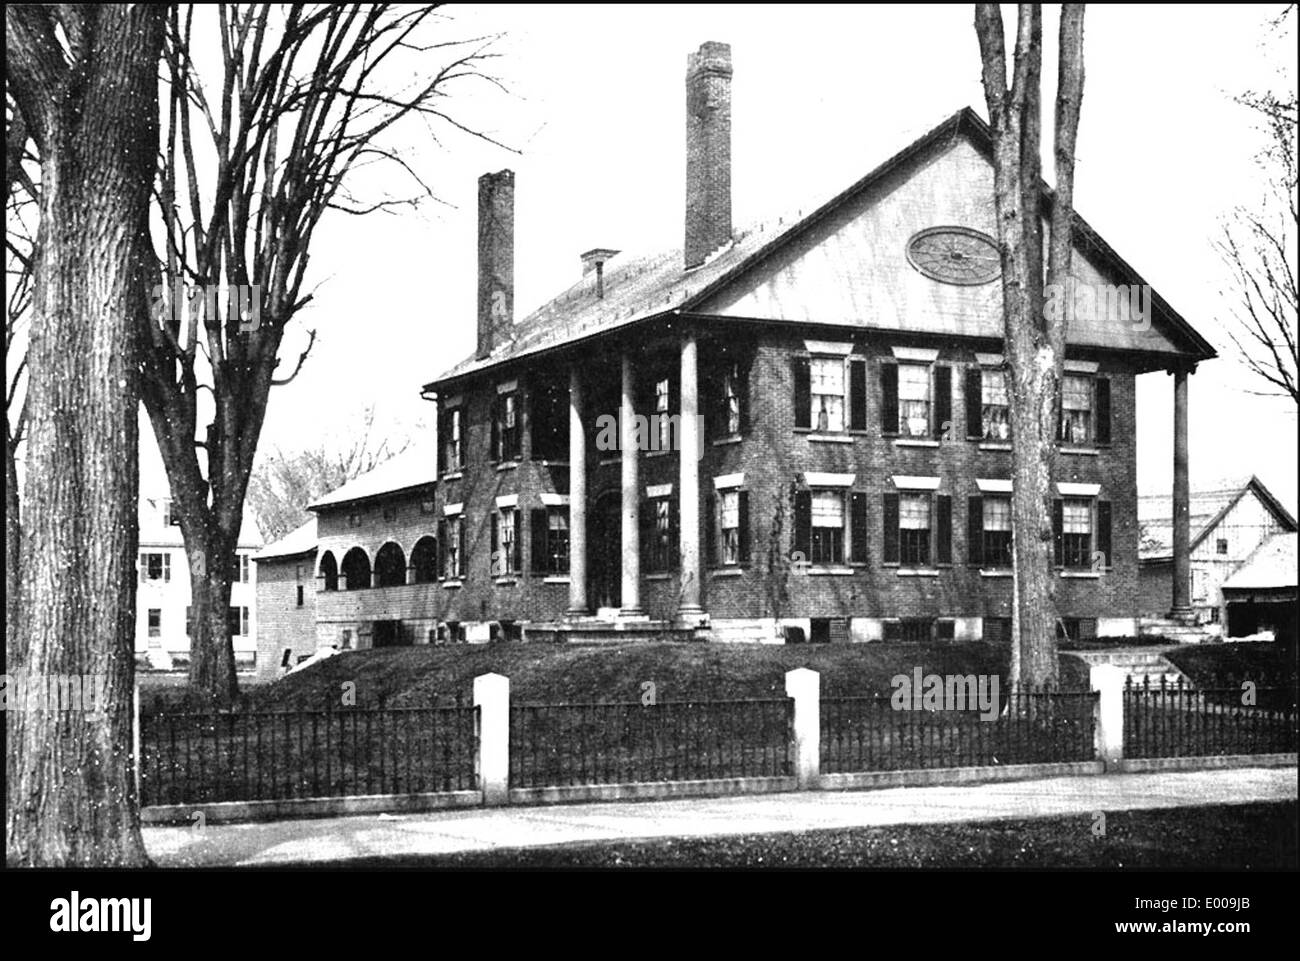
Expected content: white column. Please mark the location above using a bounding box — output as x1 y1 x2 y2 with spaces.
474 672 510 805
785 667 820 789
1090 664 1125 766
568 366 588 615
678 333 703 617
620 353 643 615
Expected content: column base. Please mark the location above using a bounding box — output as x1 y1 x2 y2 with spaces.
1167 607 1197 626
618 607 648 620
566 606 591 618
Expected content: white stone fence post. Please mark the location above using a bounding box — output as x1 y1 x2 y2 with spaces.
1090 664 1125 766
474 672 510 805
785 667 820 788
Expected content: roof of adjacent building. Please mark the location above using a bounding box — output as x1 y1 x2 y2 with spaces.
1221 532 1298 591
253 517 318 562
1138 475 1298 561
138 497 262 550
425 106 1216 391
306 445 436 512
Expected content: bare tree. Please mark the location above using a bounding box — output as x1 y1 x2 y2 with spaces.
247 405 416 541
975 3 1086 690
140 4 508 705
1216 14 1297 405
6 3 165 866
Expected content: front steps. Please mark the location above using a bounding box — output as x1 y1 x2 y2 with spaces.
1068 647 1188 687
524 617 706 644
1139 616 1220 645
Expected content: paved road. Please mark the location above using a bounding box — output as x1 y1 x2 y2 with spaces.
145 767 1298 867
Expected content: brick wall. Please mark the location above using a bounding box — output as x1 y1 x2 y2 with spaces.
427 321 1142 638
254 551 317 679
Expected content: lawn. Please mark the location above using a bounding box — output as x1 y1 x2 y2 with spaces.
194 641 1093 713
304 801 1298 869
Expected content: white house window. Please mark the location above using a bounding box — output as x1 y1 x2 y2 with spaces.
140 552 170 583
983 496 1012 567
649 497 673 571
811 357 845 432
230 554 250 583
982 369 1011 441
1061 498 1092 568
547 509 570 575
445 407 463 470
1216 538 1228 555
227 606 249 637
720 490 741 565
1061 375 1093 445
147 608 161 638
899 363 931 438
899 493 931 566
811 490 845 564
495 507 518 575
723 364 742 436
445 515 462 579
655 377 671 450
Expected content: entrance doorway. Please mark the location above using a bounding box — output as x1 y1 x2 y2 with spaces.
371 620 407 648
589 490 621 610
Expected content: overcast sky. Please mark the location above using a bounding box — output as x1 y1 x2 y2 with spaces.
140 3 1298 514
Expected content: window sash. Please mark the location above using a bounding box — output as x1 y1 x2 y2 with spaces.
811 358 845 432
983 497 1011 531
811 527 842 565
899 494 930 530
499 508 517 574
899 529 931 566
1063 500 1091 533
723 366 741 435
811 490 843 528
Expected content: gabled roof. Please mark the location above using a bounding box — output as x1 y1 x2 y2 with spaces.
425 106 1215 391
254 517 317 562
1222 533 1297 591
1138 475 1298 561
307 446 436 512
139 496 262 550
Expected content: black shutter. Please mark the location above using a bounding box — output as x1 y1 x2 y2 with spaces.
936 494 952 564
1052 498 1064 566
640 499 653 571
881 363 899 435
1095 377 1112 446
512 509 522 573
849 358 867 431
850 492 868 564
737 490 750 564
490 394 501 461
437 519 447 577
934 365 952 440
1097 500 1113 569
490 510 499 561
436 409 445 475
1054 383 1064 443
737 355 751 436
793 490 811 560
793 356 811 429
458 518 466 575
883 492 900 564
967 495 984 567
965 368 983 439
705 493 717 566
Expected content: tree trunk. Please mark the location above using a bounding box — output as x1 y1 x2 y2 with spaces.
184 527 239 707
6 4 164 866
977 3 1084 693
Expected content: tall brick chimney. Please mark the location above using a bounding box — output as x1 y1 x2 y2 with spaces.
684 41 732 270
476 169 514 360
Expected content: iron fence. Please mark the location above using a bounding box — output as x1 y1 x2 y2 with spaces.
509 697 794 788
139 698 478 806
1123 678 1299 759
820 687 1098 773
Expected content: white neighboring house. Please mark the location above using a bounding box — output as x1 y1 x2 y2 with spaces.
135 494 263 670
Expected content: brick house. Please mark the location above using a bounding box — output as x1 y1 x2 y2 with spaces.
293 41 1215 649
1138 475 1297 628
252 517 317 679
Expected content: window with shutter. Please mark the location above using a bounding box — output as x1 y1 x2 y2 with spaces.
880 363 899 435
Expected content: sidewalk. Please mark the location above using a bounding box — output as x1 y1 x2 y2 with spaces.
144 766 1298 867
